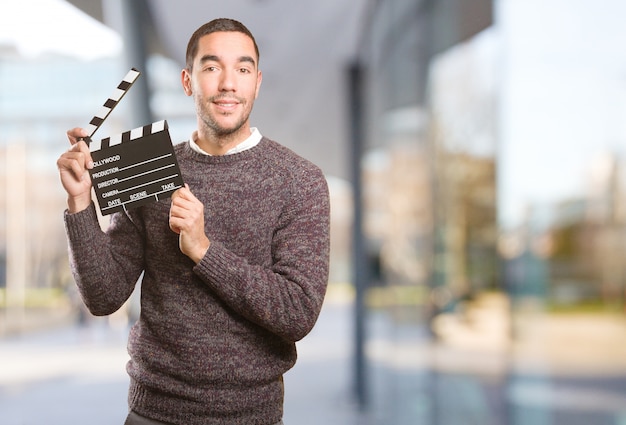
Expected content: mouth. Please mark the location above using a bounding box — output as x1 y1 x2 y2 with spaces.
212 98 241 112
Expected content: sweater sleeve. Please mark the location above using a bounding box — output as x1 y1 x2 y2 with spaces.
192 168 331 342
64 203 145 316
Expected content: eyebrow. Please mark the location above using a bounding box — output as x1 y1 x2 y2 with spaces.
199 54 256 67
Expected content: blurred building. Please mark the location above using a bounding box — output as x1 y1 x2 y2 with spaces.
3 0 626 424
354 1 498 423
0 57 132 331
355 0 626 424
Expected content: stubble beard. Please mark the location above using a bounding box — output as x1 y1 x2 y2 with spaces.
198 95 251 140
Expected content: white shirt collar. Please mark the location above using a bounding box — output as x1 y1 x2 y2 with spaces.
189 128 262 156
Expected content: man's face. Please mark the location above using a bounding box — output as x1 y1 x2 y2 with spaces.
184 31 262 140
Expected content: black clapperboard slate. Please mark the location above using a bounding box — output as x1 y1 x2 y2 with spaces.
88 120 184 215
82 68 184 216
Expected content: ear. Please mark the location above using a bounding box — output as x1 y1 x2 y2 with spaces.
254 70 263 99
181 69 192 96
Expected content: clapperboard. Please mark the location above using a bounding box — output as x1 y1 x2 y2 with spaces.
83 68 184 215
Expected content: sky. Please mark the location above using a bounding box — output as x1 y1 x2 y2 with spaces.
0 0 120 60
497 0 626 228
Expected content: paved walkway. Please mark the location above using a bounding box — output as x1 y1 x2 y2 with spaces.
0 299 366 425
4 292 626 425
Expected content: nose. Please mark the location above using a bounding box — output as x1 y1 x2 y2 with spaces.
218 69 236 92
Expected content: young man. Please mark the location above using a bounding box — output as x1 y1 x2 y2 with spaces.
57 18 330 425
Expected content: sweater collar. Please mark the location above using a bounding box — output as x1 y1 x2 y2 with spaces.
189 128 263 156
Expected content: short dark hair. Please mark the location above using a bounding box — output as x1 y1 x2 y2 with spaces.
185 18 260 71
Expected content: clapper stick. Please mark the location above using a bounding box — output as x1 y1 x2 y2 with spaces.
80 68 184 215
82 67 141 144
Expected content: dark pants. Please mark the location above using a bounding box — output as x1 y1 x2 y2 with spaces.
124 412 166 425
124 411 284 425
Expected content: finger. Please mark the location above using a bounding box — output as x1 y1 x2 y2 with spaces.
171 191 197 211
173 185 193 198
169 205 198 228
170 193 190 211
170 184 191 201
169 194 191 217
66 128 89 145
168 217 182 234
67 140 94 169
168 207 190 234
57 154 90 181
170 187 183 201
61 148 88 171
59 144 95 175
169 197 202 228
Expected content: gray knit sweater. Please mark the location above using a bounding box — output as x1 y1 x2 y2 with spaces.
64 137 331 424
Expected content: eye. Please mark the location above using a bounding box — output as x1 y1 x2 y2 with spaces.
203 66 218 72
238 67 252 74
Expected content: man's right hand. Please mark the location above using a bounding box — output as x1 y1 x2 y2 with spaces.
57 128 94 213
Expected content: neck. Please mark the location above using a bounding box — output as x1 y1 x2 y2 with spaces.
195 126 252 156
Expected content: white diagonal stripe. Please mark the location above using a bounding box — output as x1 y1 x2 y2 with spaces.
152 120 165 133
110 88 125 101
89 138 102 152
124 69 140 83
96 106 111 120
109 132 123 146
130 126 144 140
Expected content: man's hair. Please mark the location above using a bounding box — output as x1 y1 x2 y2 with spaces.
185 18 260 71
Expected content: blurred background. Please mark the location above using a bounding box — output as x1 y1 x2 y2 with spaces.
2 0 626 424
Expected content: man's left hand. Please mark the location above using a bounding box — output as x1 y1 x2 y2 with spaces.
169 184 210 263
